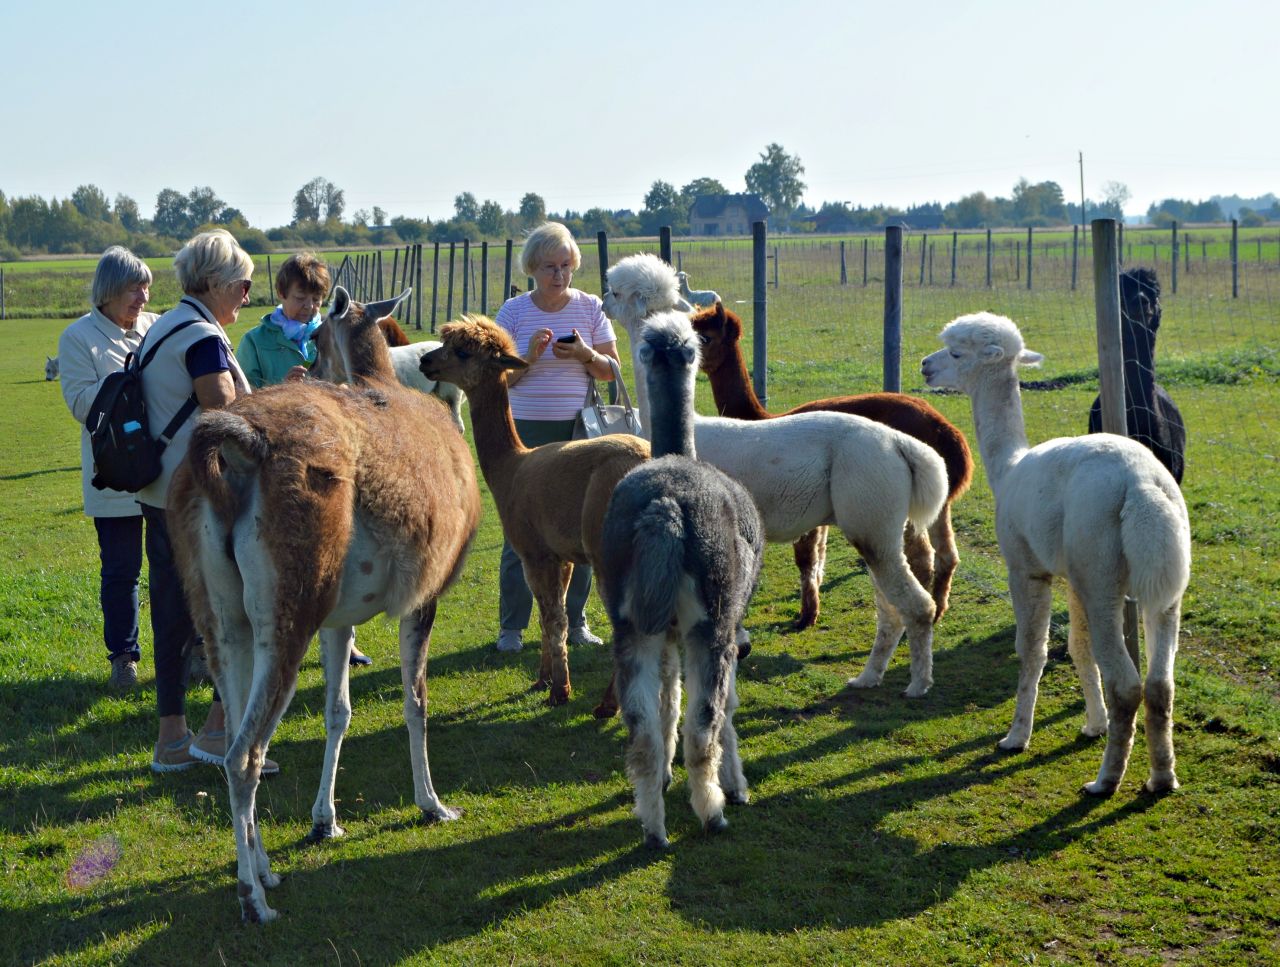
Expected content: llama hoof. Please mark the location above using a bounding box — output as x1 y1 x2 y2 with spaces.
1082 777 1120 797
237 882 279 924
421 803 462 823
643 831 670 850
1080 722 1108 739
305 821 345 843
902 680 932 699
591 701 619 719
846 671 882 690
724 789 749 806
736 641 752 661
1144 773 1180 794
259 870 282 890
793 612 817 631
530 677 550 692
547 685 571 706
704 814 729 835
662 772 673 794
997 735 1028 753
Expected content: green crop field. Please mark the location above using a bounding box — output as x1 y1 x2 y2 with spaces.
1 250 1277 964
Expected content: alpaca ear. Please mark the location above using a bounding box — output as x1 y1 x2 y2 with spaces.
331 286 351 320
364 288 411 323
497 352 528 371
633 292 648 317
1017 349 1044 368
981 344 1006 362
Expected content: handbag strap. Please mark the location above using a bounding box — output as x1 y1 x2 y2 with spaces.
582 355 636 417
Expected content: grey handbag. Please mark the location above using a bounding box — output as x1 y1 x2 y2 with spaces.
572 355 643 439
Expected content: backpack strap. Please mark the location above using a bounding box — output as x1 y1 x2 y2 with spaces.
136 300 220 451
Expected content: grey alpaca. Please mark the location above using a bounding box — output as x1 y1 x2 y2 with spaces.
597 310 764 848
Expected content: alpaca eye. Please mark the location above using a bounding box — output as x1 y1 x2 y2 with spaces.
455 349 470 360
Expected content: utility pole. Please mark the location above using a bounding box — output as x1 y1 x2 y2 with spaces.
1079 151 1087 230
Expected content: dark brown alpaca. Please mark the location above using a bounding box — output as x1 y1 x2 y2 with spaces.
169 287 480 923
690 302 973 627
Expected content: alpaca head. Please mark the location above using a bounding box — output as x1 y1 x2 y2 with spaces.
311 286 408 382
45 355 59 381
922 312 1043 393
1120 267 1161 334
419 314 526 393
688 301 742 375
638 310 701 390
603 253 682 334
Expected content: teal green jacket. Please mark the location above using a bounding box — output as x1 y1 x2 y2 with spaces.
235 314 317 389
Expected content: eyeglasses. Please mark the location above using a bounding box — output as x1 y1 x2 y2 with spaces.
539 265 572 277
230 279 252 295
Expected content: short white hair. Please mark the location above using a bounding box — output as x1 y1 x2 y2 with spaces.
520 222 580 277
92 245 153 307
174 228 253 295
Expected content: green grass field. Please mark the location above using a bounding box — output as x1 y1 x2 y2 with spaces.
1 259 1277 964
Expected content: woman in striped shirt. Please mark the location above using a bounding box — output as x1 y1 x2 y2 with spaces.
493 222 622 653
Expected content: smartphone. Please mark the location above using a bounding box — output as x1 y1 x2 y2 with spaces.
555 333 577 343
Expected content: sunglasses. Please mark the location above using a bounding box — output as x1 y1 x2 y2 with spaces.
230 279 252 295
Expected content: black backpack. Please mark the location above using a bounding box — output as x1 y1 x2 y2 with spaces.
86 304 210 493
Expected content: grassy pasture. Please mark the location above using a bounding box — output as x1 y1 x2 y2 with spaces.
0 257 1278 964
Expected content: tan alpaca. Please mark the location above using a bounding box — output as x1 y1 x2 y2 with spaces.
169 287 480 923
420 315 650 707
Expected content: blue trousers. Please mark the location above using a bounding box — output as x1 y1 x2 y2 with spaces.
141 504 198 718
498 418 592 631
94 515 143 663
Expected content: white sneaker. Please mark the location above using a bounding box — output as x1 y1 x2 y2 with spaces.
568 624 604 646
496 629 524 653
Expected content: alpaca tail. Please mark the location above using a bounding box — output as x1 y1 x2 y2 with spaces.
897 436 950 532
627 496 687 637
187 410 269 518
1121 478 1191 611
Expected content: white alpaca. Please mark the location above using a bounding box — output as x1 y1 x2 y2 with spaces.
922 312 1190 795
608 254 949 696
676 270 720 308
45 355 60 381
599 310 763 848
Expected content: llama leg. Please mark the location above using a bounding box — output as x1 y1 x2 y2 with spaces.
904 520 936 607
1141 600 1182 793
718 644 749 806
658 634 682 793
398 600 459 822
1066 587 1108 738
307 626 355 841
617 627 670 848
1081 596 1141 796
528 561 572 705
1001 572 1054 752
681 622 729 834
927 504 959 621
792 527 826 629
846 577 905 691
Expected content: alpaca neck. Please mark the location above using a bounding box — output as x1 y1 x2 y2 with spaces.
968 370 1030 496
1122 339 1158 408
705 342 770 418
344 323 397 385
626 335 654 438
464 378 528 503
647 365 697 460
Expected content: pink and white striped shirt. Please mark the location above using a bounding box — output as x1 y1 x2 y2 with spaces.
497 289 618 421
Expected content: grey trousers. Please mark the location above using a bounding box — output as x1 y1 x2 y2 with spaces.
499 417 593 631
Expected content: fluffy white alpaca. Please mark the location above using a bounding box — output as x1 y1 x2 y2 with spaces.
676 270 721 308
922 311 1190 795
608 253 949 695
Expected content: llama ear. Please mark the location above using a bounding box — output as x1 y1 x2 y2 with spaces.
497 352 528 371
331 286 351 320
981 344 1006 363
1017 349 1044 368
219 437 261 474
364 288 411 323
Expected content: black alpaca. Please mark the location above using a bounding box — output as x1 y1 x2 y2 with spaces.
1088 266 1187 484
598 310 764 849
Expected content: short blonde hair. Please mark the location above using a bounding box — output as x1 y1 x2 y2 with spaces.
174 228 254 295
520 222 581 277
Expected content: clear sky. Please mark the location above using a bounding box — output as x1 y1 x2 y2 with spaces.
4 0 1275 228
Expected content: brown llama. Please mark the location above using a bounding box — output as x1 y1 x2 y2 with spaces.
378 315 411 346
691 301 973 627
420 315 650 706
169 287 480 923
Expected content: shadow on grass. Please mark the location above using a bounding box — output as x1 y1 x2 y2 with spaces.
0 464 78 481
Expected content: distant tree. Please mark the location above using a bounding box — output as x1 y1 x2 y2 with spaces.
71 184 111 222
680 177 728 209
454 192 479 222
1238 207 1266 228
943 191 997 229
215 207 244 225
371 205 387 228
905 201 944 229
187 186 225 227
293 177 343 224
114 194 141 232
323 183 345 222
1011 179 1066 226
154 188 191 237
641 180 685 233
477 200 506 237
581 207 617 236
745 143 806 227
351 209 370 228
518 192 546 229
390 215 431 242
1101 181 1131 214
8 195 51 248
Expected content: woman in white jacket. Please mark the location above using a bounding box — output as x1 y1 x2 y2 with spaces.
58 246 157 693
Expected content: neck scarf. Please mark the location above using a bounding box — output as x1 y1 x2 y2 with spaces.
269 306 321 354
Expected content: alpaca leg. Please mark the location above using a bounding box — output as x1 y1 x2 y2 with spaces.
681 623 729 834
1142 601 1182 793
528 561 572 705
1082 602 1141 796
718 645 749 806
398 600 459 822
792 527 827 629
308 626 355 841
903 521 936 607
1066 587 1108 738
927 504 959 621
617 628 670 848
1001 572 1054 752
592 672 620 719
847 578 905 690
658 634 682 793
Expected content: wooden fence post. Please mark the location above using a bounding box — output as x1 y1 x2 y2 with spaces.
660 227 672 266
1026 226 1033 290
1170 221 1178 294
597 230 610 296
445 242 456 319
429 242 440 331
985 229 993 288
883 225 903 393
503 239 513 303
840 240 847 285
480 241 489 315
950 231 957 287
461 239 470 314
1071 224 1079 291
862 238 869 286
1231 219 1239 298
918 232 927 285
752 222 768 407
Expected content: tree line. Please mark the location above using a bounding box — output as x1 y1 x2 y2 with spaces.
1 143 1275 260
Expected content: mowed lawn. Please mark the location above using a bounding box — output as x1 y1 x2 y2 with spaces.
1 272 1277 964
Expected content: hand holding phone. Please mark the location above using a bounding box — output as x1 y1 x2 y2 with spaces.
556 333 577 343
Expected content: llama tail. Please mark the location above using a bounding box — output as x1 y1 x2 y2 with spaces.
1121 478 1191 611
897 436 950 532
187 410 269 518
627 496 687 637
